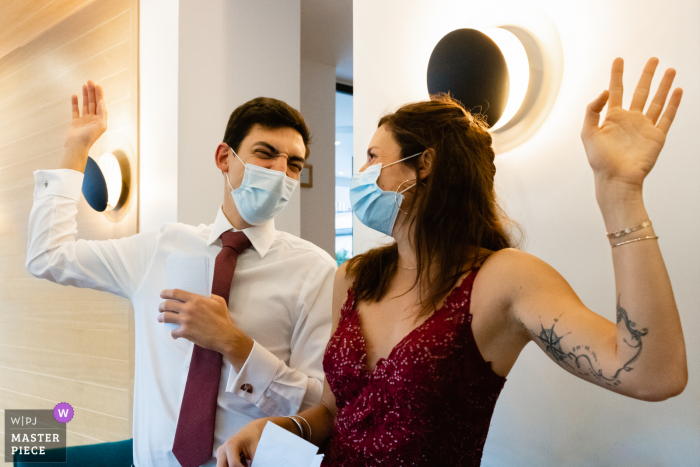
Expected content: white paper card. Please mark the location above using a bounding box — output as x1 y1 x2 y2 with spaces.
250 421 323 467
163 253 210 330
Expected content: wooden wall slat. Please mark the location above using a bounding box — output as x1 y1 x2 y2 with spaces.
0 0 98 61
0 300 130 331
0 392 131 444
0 66 132 147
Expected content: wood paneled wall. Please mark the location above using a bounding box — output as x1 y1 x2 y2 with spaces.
0 0 138 453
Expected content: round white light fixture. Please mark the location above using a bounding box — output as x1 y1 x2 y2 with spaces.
97 152 123 211
480 28 530 131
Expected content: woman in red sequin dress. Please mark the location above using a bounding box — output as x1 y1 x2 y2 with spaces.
218 58 687 467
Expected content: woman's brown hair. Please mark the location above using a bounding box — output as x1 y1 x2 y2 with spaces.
345 94 516 318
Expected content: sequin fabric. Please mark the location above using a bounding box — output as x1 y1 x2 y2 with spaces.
321 268 506 467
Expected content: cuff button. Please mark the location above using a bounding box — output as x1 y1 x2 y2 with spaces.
240 383 253 393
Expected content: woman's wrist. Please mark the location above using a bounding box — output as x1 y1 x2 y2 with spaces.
594 178 649 233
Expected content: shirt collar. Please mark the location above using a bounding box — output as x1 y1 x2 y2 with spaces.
207 206 276 258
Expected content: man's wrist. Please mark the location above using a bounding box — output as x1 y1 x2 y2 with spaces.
221 328 254 372
58 143 90 172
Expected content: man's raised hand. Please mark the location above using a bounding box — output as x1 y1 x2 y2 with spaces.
60 80 108 172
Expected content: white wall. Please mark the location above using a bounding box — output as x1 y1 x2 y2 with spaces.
139 0 179 232
140 0 302 235
300 59 336 257
354 1 700 465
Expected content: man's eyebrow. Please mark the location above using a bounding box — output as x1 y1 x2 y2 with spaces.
252 141 279 154
253 141 305 163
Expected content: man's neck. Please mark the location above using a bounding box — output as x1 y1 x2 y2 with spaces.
222 197 253 231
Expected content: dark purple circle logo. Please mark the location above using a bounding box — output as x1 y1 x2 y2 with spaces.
53 402 74 423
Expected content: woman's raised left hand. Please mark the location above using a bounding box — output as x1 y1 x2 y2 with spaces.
581 57 682 191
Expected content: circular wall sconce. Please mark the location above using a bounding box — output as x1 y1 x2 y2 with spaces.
82 148 132 220
426 24 563 153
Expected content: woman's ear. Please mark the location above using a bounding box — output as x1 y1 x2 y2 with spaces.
417 148 435 181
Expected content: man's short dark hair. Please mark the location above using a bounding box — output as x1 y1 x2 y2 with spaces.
223 97 311 158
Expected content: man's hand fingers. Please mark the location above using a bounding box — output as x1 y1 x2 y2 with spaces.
657 87 683 134
87 80 96 115
96 84 106 117
160 288 192 302
71 95 79 119
646 68 676 124
158 311 180 324
629 57 658 112
158 299 185 313
608 57 624 109
211 294 227 306
82 85 89 116
581 90 609 140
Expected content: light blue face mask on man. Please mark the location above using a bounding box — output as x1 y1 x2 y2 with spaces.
349 151 423 236
225 147 299 225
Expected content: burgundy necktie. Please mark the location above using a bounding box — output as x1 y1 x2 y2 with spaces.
172 230 252 467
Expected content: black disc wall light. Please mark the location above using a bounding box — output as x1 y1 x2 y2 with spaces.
427 25 562 152
427 29 510 128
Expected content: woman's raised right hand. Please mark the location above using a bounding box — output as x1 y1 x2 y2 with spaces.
216 418 267 467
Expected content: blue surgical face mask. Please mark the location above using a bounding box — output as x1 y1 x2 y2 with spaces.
349 152 423 236
225 147 299 225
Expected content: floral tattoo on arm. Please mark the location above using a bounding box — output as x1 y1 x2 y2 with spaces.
532 296 648 387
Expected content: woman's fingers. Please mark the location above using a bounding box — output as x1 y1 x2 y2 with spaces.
216 441 248 467
656 87 683 134
581 90 609 140
646 68 676 125
629 57 659 112
608 58 625 109
71 94 79 119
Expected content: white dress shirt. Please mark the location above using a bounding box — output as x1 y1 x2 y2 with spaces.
26 169 336 467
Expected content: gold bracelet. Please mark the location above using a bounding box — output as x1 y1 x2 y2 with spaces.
606 220 652 238
611 236 658 248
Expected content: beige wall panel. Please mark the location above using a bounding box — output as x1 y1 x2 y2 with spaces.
0 0 120 78
0 344 130 387
0 0 97 61
0 367 130 417
0 0 138 445
0 39 132 119
0 300 129 331
0 319 130 360
0 391 131 443
0 66 132 147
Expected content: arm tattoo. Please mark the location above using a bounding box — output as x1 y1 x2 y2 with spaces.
535 296 648 386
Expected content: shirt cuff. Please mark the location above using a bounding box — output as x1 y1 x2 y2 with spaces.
226 340 280 404
33 169 84 201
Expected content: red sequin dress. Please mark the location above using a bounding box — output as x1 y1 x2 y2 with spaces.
321 268 506 467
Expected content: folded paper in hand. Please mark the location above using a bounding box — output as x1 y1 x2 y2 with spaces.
164 253 210 330
250 421 323 467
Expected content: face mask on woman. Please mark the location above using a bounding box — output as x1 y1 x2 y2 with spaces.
225 147 299 225
349 151 423 236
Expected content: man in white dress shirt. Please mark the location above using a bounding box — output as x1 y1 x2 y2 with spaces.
25 81 336 466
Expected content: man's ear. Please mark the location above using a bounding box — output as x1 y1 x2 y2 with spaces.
215 143 231 172
417 148 435 181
